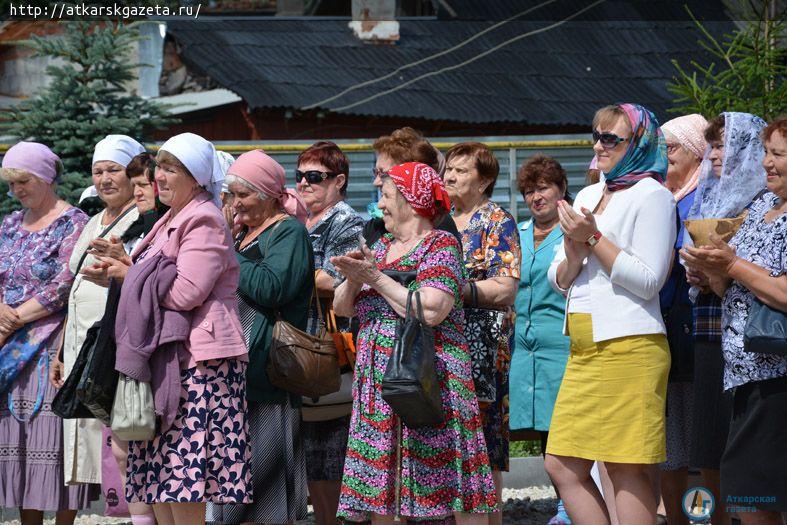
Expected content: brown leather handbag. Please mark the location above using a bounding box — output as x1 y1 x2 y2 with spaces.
266 314 342 398
265 264 342 398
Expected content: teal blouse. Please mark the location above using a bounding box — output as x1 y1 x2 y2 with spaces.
235 217 315 404
510 220 570 432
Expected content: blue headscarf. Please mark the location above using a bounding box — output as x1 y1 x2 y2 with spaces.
604 103 667 191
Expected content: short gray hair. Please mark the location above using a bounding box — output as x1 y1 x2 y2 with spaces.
225 174 269 201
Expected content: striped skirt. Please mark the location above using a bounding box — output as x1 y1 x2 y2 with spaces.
208 397 308 523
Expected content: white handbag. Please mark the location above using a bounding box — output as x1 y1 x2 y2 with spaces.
110 373 156 441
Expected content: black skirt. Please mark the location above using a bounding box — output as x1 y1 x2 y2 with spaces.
721 375 787 512
689 340 733 469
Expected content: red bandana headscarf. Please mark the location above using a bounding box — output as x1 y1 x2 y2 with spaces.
386 162 451 220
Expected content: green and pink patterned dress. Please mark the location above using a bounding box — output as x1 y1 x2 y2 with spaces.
338 229 497 521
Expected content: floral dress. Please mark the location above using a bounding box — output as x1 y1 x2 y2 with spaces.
457 200 520 470
338 230 497 521
0 207 93 511
722 192 787 390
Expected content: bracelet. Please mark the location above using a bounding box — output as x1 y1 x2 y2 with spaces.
469 281 478 307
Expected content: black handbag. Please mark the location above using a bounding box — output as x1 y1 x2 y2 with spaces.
75 278 122 425
52 280 121 421
664 263 695 382
52 337 94 419
744 299 787 356
382 290 444 428
51 214 130 421
464 281 505 403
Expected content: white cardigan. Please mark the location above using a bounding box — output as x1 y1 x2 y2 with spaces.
547 178 676 342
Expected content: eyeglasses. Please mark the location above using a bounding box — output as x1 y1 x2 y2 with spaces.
592 131 629 149
295 170 339 184
372 167 388 179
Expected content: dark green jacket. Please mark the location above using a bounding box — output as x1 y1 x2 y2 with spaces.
235 217 314 404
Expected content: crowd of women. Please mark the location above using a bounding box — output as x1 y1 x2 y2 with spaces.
0 102 785 525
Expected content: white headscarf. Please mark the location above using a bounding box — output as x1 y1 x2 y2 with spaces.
687 112 767 220
79 186 98 204
215 151 235 194
92 135 145 168
159 133 225 207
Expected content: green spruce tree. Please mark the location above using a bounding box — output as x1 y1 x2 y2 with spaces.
1 21 175 215
668 1 786 120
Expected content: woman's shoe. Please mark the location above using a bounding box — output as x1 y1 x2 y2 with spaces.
547 499 572 525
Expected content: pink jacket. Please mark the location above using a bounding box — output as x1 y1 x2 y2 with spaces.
132 191 247 363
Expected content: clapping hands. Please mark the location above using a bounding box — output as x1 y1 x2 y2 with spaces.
330 244 381 286
87 236 126 261
81 254 132 286
557 200 598 243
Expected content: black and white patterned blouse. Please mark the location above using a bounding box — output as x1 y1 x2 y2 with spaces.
306 200 364 335
722 191 787 390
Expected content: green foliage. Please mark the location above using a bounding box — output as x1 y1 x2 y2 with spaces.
510 440 542 458
668 1 786 121
1 21 175 215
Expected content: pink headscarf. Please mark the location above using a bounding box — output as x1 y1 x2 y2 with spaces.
2 142 61 184
661 114 708 202
228 150 308 223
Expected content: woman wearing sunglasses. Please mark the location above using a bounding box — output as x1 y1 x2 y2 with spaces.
544 103 676 524
295 141 364 525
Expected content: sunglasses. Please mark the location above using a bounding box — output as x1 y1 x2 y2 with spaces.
372 167 388 179
295 170 339 184
592 131 629 149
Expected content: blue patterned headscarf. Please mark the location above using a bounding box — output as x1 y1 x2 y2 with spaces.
603 103 667 191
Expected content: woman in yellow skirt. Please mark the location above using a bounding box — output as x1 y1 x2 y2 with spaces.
545 103 675 524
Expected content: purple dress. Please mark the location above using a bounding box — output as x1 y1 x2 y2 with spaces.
0 207 98 511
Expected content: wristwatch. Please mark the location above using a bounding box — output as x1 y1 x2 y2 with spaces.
585 231 602 247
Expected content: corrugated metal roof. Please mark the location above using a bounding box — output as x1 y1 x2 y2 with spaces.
166 4 734 127
435 0 732 22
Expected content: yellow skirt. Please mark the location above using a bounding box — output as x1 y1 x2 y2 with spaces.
546 313 670 464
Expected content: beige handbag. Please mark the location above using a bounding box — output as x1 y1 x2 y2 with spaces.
684 211 747 247
110 373 156 441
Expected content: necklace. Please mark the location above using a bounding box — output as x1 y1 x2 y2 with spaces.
241 212 286 248
454 200 487 231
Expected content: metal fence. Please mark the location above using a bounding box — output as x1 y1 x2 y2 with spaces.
1 133 595 222
210 133 594 222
